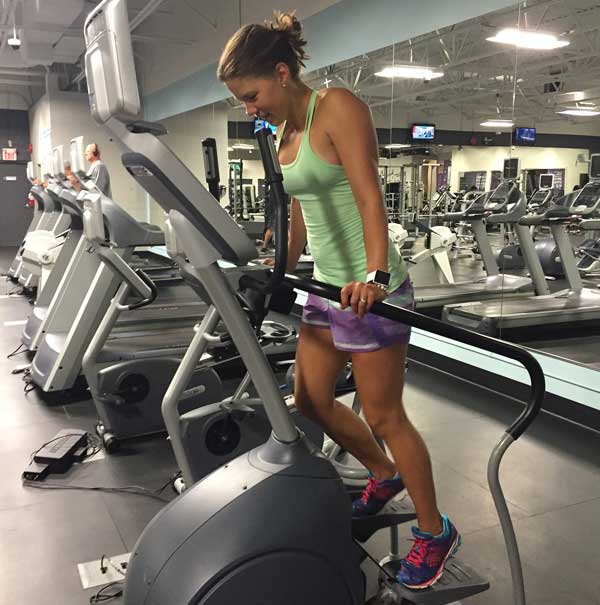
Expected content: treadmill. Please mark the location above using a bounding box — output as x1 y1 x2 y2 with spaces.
415 158 549 309
443 155 600 335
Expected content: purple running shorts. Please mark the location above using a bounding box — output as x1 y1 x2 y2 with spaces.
301 278 414 353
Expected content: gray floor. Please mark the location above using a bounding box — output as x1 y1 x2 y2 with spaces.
1 247 600 604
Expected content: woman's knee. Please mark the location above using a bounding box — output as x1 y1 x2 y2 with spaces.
363 401 408 437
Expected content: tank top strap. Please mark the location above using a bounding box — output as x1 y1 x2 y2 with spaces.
304 89 319 133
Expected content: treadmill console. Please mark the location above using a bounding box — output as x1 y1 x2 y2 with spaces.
485 181 513 211
570 182 600 214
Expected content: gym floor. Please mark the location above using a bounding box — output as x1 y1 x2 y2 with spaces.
1 246 599 604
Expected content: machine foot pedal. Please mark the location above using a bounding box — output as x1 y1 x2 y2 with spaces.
352 497 416 542
380 558 490 604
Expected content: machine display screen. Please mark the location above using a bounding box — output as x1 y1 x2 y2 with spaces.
488 181 511 206
410 124 435 141
573 183 600 208
590 155 600 179
253 118 277 135
503 158 520 180
539 174 554 189
513 127 536 144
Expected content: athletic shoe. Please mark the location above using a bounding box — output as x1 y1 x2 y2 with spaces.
397 513 461 589
352 473 406 517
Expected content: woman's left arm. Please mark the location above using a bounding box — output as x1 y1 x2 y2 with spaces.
322 89 389 316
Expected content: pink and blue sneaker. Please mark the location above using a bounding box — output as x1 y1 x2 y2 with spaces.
352 473 406 517
397 513 461 589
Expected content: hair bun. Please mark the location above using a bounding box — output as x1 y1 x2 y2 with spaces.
270 11 301 34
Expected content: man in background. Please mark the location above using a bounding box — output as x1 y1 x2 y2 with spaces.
67 142 111 196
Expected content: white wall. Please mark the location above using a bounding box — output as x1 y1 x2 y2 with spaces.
47 90 146 219
150 104 229 226
28 93 51 175
450 146 589 193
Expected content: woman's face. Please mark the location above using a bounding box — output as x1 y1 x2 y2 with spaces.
226 75 286 125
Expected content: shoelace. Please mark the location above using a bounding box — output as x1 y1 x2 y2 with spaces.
404 537 428 567
361 477 378 504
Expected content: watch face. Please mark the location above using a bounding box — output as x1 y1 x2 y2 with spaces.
375 270 391 286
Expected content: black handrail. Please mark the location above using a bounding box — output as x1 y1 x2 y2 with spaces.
283 273 545 441
254 124 544 441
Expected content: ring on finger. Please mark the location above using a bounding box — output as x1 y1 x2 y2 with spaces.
359 297 367 304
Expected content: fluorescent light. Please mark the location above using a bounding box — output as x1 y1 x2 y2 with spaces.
487 28 569 50
232 143 255 150
375 65 444 80
384 144 410 149
480 119 514 128
557 108 600 117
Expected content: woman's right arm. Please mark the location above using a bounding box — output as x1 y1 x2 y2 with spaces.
287 197 307 272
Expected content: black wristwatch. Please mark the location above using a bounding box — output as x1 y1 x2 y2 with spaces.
366 270 391 293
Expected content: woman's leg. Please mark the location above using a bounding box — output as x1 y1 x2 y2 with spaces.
294 323 395 480
351 341 442 535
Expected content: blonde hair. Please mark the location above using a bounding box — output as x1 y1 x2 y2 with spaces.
217 11 308 81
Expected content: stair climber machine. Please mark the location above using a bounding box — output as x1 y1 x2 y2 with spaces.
9 165 71 291
497 173 556 271
81 138 302 451
16 161 72 293
18 146 84 298
84 4 545 604
414 158 549 311
26 151 207 395
6 162 44 280
444 156 600 335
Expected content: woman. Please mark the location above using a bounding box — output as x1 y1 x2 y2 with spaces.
217 12 460 589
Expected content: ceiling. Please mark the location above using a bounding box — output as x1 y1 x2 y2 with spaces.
298 0 600 131
0 0 344 108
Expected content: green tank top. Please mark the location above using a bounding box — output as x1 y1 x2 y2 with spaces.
280 89 407 290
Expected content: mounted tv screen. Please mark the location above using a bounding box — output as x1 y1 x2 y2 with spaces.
513 127 536 145
410 124 435 142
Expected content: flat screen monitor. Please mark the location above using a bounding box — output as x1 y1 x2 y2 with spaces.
410 124 435 142
254 118 277 136
70 136 86 175
52 146 64 177
503 158 520 180
590 154 600 179
539 173 554 189
513 127 536 145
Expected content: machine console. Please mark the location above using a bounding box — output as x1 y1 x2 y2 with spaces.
70 136 86 176
52 146 65 179
485 181 512 210
571 182 600 214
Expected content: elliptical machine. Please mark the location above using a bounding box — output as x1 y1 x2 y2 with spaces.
497 173 556 271
83 3 545 603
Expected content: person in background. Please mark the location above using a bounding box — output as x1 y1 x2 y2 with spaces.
67 142 112 196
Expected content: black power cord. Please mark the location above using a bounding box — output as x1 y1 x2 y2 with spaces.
89 581 123 603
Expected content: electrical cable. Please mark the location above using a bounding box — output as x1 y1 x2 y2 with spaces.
7 342 26 358
89 581 123 603
22 481 172 503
